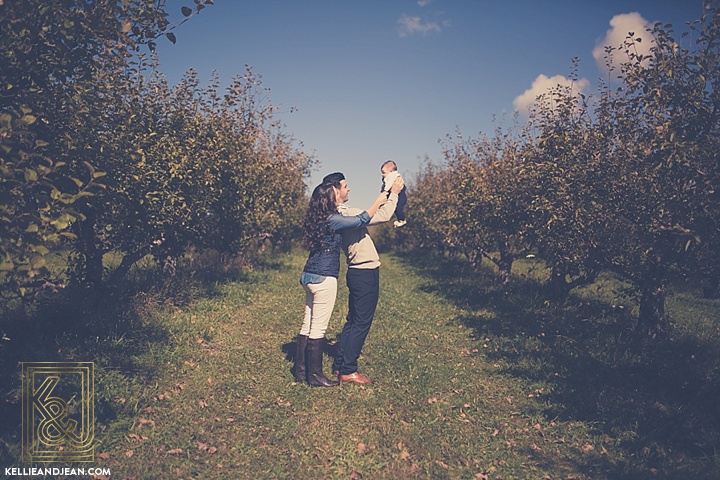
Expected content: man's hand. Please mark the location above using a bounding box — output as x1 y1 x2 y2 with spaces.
373 192 389 206
390 176 404 194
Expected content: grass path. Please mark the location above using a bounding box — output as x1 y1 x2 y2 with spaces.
93 251 713 479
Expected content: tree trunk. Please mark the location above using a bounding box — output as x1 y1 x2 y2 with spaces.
549 264 571 298
74 211 104 286
497 244 514 284
637 261 668 337
478 245 513 283
108 246 151 286
467 249 481 269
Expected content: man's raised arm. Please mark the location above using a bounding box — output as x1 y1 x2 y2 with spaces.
369 176 404 225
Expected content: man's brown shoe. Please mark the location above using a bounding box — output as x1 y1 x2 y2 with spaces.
339 372 373 384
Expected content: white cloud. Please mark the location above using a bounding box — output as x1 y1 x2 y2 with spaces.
593 12 654 74
513 74 591 115
397 13 443 37
417 0 433 6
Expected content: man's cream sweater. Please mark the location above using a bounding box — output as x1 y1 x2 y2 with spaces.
338 193 398 269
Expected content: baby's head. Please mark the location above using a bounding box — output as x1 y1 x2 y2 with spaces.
381 160 398 177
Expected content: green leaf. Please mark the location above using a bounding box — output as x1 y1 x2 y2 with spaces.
24 168 38 182
51 217 70 230
181 6 193 16
166 32 177 44
30 256 46 269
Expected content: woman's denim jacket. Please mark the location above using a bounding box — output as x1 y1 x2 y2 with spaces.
301 211 371 281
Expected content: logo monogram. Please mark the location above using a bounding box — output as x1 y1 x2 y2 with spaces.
22 362 95 462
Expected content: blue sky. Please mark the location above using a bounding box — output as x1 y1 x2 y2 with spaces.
155 0 700 207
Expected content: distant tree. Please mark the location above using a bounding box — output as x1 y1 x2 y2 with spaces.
67 65 313 286
518 72 611 296
0 0 213 293
406 160 457 255
409 2 720 337
2 0 312 293
438 128 531 281
595 5 720 335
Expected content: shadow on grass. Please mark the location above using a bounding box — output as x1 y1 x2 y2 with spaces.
394 249 720 479
0 250 278 465
0 281 171 465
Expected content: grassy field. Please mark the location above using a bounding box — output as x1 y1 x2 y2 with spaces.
1 249 719 479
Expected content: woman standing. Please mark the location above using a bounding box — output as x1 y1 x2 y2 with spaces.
294 181 387 387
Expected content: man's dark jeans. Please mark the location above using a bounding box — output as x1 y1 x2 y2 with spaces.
333 267 380 375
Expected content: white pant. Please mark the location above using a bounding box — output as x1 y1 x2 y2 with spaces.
300 276 338 339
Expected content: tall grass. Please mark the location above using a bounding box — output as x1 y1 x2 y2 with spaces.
1 249 718 479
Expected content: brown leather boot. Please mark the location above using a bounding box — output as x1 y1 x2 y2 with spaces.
306 338 339 387
293 334 308 382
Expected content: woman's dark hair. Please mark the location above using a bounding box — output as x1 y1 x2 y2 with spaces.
304 183 338 250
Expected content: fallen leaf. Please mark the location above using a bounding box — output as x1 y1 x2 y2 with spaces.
125 450 133 458
357 443 367 454
166 448 183 455
582 444 595 453
98 452 110 460
137 417 155 427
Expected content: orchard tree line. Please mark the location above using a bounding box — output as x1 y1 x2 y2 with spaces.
1 0 312 297
405 4 720 336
